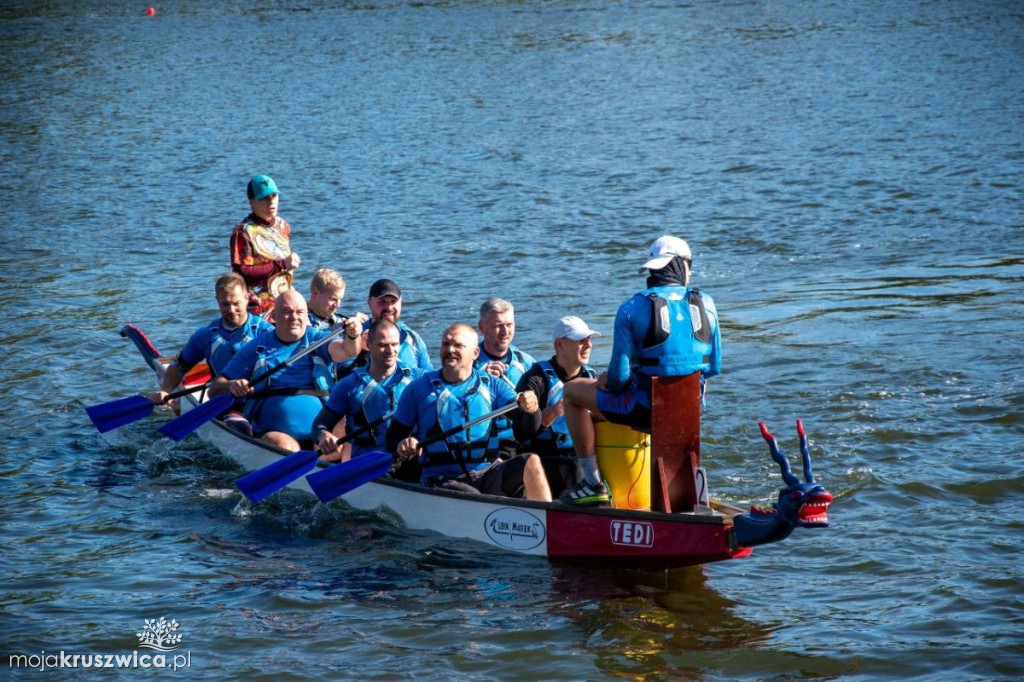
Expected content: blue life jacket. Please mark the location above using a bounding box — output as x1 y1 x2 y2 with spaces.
308 310 345 332
309 312 343 390
504 348 532 378
419 373 498 481
207 316 264 375
244 335 314 423
635 285 714 378
349 366 415 448
525 360 596 454
474 347 534 444
311 355 335 393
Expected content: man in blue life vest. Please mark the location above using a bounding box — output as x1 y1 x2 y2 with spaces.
306 267 349 392
385 323 552 501
150 273 273 434
209 289 360 452
513 316 601 497
313 319 424 461
559 236 722 506
337 278 433 378
474 298 537 456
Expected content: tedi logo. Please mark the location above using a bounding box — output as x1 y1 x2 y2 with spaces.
136 617 183 652
610 520 654 548
484 508 546 550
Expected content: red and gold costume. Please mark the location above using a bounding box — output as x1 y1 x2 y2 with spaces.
229 213 293 315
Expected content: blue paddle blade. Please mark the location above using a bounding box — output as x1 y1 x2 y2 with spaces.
157 394 234 441
86 395 155 433
306 450 392 503
236 450 321 503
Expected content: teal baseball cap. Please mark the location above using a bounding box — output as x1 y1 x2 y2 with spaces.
247 174 280 201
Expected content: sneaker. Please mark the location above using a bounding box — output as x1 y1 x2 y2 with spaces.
559 479 610 506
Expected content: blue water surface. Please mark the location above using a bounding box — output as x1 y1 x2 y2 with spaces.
1 1 1022 679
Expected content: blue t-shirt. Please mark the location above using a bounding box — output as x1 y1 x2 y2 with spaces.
372 319 433 371
337 320 434 376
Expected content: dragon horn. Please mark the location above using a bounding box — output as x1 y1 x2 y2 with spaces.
758 422 800 487
796 419 817 484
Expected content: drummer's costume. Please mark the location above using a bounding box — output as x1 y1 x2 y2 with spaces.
230 175 295 315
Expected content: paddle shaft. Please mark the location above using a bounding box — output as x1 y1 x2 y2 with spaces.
163 381 215 402
235 408 391 503
162 326 346 402
246 325 347 389
309 400 522 504
419 401 520 449
322 411 395 450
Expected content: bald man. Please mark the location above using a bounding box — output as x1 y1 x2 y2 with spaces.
210 290 361 451
386 323 550 501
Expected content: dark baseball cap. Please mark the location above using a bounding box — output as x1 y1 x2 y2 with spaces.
368 278 402 299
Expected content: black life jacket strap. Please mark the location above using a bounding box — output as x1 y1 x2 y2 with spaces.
249 387 329 399
643 293 671 349
688 288 712 344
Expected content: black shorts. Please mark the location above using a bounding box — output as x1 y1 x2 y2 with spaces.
538 455 581 498
442 455 531 498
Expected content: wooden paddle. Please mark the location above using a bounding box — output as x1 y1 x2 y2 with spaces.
157 326 347 441
306 401 521 503
235 411 395 503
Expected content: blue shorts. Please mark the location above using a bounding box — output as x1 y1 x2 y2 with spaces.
247 394 323 443
596 385 651 431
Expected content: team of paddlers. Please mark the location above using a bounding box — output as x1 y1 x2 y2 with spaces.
153 174 722 506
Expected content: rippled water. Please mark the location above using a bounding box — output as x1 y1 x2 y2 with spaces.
2 1 1022 679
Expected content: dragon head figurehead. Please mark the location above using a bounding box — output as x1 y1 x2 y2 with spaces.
732 419 833 547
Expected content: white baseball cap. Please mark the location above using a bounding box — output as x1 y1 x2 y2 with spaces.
553 316 602 341
639 235 692 273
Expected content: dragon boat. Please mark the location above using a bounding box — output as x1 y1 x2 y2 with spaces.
116 324 832 568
